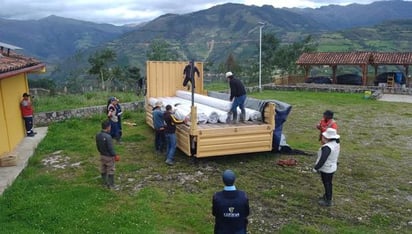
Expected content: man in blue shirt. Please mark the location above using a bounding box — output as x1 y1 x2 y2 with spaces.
152 101 166 155
212 170 250 234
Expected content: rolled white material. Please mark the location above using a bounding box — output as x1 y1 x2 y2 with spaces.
176 90 232 111
150 93 259 123
150 97 209 124
176 90 261 121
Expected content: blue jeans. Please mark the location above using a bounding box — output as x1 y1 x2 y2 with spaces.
165 133 177 161
23 116 34 134
110 120 120 140
231 95 246 115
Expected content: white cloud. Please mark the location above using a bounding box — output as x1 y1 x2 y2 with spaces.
0 0 401 25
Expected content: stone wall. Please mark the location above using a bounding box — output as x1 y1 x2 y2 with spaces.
262 83 412 95
35 101 145 126
34 84 411 126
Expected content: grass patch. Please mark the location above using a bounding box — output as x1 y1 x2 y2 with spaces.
33 91 142 112
1 90 411 233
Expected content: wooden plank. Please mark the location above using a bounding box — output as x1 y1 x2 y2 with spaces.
198 134 272 145
196 144 272 158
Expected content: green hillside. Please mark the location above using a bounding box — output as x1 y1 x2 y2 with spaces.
316 19 412 52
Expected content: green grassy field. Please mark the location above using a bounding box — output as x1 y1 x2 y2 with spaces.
1 90 411 233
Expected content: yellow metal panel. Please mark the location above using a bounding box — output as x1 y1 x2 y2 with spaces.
146 61 204 99
0 73 28 155
0 87 9 156
145 61 275 158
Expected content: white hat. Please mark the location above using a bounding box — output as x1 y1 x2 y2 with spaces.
155 101 163 107
322 128 340 139
225 71 233 78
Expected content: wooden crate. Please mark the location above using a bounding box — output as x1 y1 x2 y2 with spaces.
145 61 276 158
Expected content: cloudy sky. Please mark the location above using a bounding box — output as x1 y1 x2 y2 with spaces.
0 0 402 25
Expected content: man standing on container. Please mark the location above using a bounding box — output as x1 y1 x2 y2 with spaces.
212 169 250 234
183 60 200 90
20 92 36 137
226 72 247 123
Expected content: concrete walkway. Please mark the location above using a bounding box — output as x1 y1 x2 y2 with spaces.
379 94 412 103
0 127 48 195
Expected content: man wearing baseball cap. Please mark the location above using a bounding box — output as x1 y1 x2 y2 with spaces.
212 169 250 233
226 72 247 124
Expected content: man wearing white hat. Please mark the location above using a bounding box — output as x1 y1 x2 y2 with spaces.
226 71 247 123
152 101 166 154
313 128 341 207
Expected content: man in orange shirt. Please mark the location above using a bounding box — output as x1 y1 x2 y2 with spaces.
316 110 338 143
20 93 36 137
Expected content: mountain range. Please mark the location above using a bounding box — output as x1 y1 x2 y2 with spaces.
1 0 411 84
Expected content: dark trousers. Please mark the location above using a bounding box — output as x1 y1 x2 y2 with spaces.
110 120 121 140
320 172 334 201
155 129 166 152
23 116 33 134
183 77 195 88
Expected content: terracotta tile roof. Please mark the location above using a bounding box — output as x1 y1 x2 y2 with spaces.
370 52 412 65
296 52 412 66
296 52 371 65
0 49 43 74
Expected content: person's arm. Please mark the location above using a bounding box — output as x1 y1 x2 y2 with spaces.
229 81 235 101
244 192 250 217
314 146 331 170
171 114 185 124
212 194 217 217
107 105 116 117
107 135 117 156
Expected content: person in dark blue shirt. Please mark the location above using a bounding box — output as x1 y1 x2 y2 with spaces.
212 169 250 234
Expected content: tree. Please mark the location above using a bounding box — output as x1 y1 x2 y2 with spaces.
146 38 179 61
274 35 317 75
126 66 143 94
258 33 317 83
260 33 281 83
224 53 241 74
88 49 116 90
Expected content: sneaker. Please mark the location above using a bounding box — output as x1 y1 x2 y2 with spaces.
108 184 120 191
27 133 35 137
165 159 174 166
